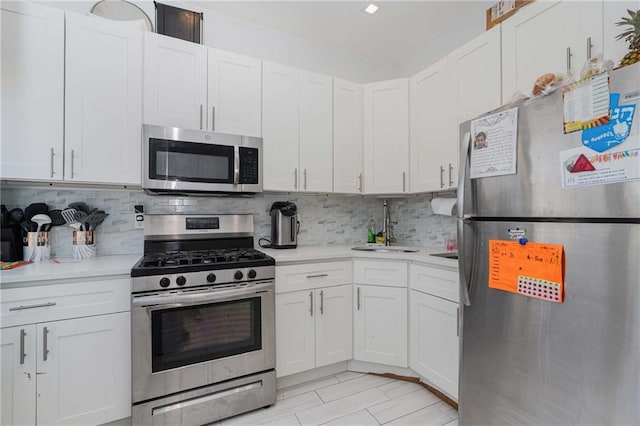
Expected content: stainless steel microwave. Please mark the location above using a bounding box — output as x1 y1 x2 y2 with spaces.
142 124 262 195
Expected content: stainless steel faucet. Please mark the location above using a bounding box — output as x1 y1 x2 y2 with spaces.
382 199 395 246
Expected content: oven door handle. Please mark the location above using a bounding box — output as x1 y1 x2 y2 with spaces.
132 282 274 307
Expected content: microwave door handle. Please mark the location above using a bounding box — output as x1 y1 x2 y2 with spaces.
233 146 240 185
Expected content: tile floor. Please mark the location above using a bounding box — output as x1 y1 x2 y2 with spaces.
220 372 459 426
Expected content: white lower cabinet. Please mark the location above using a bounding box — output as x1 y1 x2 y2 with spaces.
276 283 352 378
409 263 460 399
353 284 407 367
0 279 131 426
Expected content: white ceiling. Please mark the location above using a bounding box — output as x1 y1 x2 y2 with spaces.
197 1 493 65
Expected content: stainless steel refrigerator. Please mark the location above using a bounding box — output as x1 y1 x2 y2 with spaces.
457 64 640 425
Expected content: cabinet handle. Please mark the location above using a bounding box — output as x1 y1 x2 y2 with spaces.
309 291 313 316
43 327 49 361
320 290 324 315
199 105 204 129
448 163 454 187
357 287 361 310
50 148 55 178
306 273 328 279
9 302 57 311
440 165 445 188
586 37 593 60
70 149 75 179
304 169 307 190
294 168 298 190
566 47 573 75
358 173 363 192
456 308 460 337
402 172 406 192
211 106 216 131
20 329 27 365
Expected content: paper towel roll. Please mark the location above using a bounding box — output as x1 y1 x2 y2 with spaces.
431 197 457 216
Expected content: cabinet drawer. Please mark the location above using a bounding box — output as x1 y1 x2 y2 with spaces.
276 261 352 294
353 260 407 287
1 278 130 328
409 263 458 303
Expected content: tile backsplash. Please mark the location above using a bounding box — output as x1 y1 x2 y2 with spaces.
1 186 456 258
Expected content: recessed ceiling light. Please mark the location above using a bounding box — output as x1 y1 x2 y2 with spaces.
364 4 379 14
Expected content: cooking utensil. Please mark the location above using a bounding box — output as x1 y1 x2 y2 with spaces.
24 203 48 231
74 211 88 231
61 208 78 224
1 205 8 228
31 214 52 233
8 208 24 225
47 209 66 227
85 211 109 230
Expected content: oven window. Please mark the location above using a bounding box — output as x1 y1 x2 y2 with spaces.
151 298 262 372
149 138 234 183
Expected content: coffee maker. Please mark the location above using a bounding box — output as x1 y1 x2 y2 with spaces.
269 202 299 249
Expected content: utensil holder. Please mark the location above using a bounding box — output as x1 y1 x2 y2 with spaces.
23 232 50 262
73 231 96 260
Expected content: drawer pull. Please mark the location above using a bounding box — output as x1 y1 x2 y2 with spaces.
306 273 328 279
9 302 57 311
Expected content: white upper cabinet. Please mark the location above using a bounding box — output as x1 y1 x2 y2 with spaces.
65 13 142 185
1 2 64 181
604 0 640 67
143 32 207 130
409 58 455 193
502 1 603 100
262 61 300 191
299 70 333 192
449 25 502 123
363 78 409 194
207 48 262 136
333 78 364 194
262 62 333 193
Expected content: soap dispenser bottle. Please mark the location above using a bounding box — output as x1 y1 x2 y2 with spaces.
367 220 375 243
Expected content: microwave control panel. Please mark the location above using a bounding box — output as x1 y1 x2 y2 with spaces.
239 147 259 184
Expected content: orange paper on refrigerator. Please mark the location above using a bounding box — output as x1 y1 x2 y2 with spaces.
488 240 565 303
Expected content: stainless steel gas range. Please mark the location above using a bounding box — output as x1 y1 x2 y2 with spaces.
130 214 276 425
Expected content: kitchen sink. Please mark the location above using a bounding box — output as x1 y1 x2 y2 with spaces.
351 245 419 253
429 252 458 260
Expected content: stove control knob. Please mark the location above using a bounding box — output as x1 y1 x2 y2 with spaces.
248 269 257 279
207 273 217 283
234 271 244 280
159 277 170 288
176 276 187 286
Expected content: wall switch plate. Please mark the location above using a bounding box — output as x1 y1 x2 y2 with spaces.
134 213 144 229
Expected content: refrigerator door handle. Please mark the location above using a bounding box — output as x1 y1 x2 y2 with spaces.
457 132 471 219
458 219 471 306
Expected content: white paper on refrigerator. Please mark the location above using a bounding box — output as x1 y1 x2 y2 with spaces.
470 107 519 179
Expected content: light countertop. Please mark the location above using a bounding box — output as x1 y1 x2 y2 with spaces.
260 245 458 268
0 254 141 287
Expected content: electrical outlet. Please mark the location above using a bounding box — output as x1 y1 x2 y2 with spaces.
134 213 144 230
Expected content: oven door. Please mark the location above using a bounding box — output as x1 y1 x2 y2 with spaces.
131 281 275 403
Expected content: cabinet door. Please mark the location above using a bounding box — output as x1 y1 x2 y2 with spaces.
409 290 459 399
1 2 64 181
604 0 640 67
275 291 315 377
36 312 131 426
299 70 333 192
502 1 602 100
64 13 142 185
315 285 353 367
363 78 409 194
1 325 36 426
353 285 407 367
262 61 300 191
409 58 454 193
143 32 207 130
207 48 262 136
333 78 364 194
